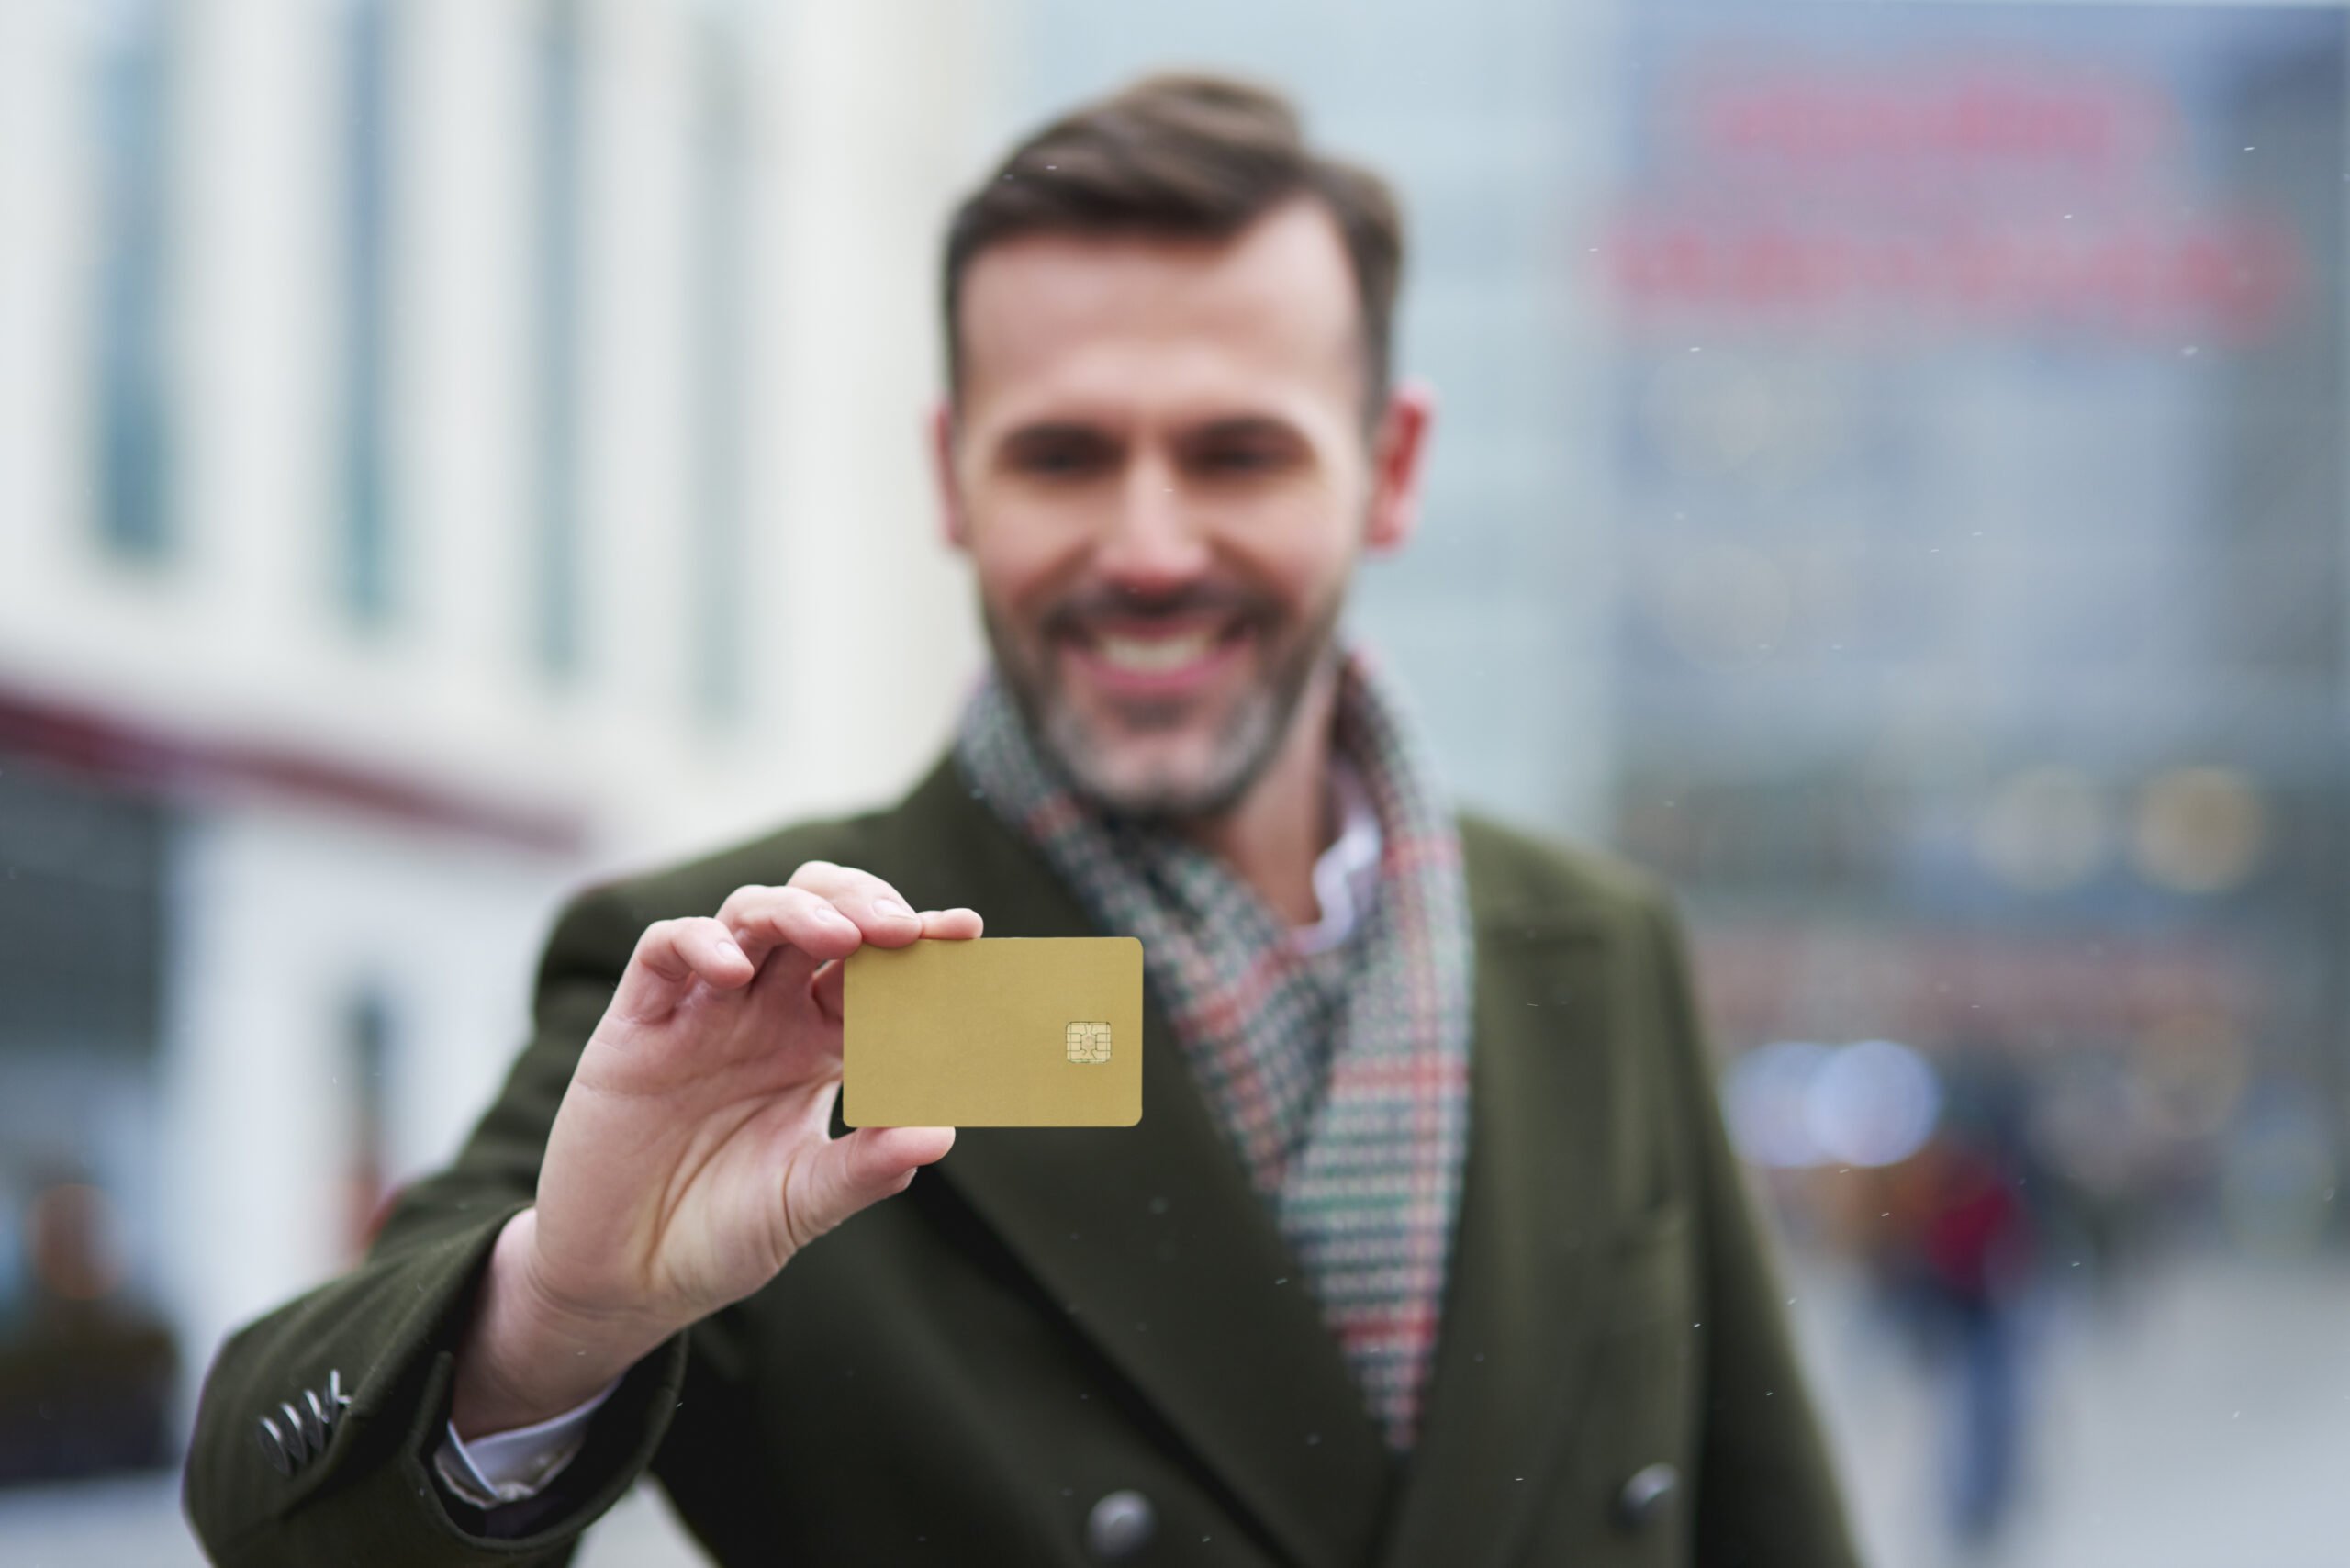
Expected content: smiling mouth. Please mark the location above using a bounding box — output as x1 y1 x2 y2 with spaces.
1059 618 1253 685
1094 626 1220 672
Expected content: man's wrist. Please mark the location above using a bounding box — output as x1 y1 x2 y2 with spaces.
450 1210 669 1439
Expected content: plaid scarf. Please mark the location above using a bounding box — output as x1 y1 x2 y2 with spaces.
953 648 1473 1452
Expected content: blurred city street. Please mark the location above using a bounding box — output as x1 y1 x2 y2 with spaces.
4 1246 2344 1567
1799 1247 2350 1568
5 0 2348 1557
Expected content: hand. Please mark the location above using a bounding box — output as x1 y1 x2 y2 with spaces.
451 863 979 1436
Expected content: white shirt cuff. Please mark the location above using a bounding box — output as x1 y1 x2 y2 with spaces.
432 1380 619 1507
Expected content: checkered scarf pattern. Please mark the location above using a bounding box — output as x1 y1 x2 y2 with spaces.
953 649 1473 1452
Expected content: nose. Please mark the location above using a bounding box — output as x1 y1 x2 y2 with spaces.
1093 454 1212 599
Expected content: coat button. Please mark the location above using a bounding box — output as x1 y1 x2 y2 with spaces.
288 1394 323 1457
255 1414 295 1477
1085 1489 1156 1560
1616 1462 1679 1529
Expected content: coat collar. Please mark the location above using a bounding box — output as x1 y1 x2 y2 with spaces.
866 760 1620 1568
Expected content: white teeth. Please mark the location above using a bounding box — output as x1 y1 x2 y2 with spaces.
1094 630 1216 673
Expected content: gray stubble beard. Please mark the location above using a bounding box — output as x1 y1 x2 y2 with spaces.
983 591 1345 824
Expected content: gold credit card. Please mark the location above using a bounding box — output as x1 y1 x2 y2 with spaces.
842 937 1143 1128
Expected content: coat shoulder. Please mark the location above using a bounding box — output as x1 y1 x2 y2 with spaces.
1457 808 1673 930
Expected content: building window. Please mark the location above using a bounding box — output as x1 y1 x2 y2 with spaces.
0 754 174 1484
339 987 394 1258
90 0 173 561
690 6 749 726
532 0 587 683
339 0 393 624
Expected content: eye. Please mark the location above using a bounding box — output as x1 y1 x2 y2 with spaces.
1002 428 1116 479
1187 431 1301 478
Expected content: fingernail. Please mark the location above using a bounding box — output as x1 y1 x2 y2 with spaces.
874 898 915 921
818 906 858 930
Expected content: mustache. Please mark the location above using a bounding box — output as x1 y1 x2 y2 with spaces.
1038 583 1275 638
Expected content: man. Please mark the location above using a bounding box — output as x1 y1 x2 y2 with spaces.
185 74 1856 1567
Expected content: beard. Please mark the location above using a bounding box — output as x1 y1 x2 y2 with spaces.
982 582 1345 823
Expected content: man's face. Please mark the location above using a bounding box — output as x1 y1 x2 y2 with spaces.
938 199 1428 819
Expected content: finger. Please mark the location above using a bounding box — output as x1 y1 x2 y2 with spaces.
610 917 752 1023
915 907 984 940
786 861 925 948
718 884 866 970
787 1125 956 1249
811 958 845 1025
805 911 981 1025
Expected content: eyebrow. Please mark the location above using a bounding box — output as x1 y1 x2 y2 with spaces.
996 420 1118 451
989 412 1309 459
1185 416 1304 444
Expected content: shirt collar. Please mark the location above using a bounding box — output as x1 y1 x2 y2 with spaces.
1290 759 1382 955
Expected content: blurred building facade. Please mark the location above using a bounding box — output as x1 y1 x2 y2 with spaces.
1605 1 2350 1265
0 0 989 1473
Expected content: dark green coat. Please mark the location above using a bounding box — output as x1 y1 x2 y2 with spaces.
185 757 1858 1567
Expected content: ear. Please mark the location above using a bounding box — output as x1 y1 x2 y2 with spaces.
1363 379 1435 555
930 400 970 553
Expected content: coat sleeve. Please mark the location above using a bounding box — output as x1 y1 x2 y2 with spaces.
182 886 692 1568
1646 898 1865 1568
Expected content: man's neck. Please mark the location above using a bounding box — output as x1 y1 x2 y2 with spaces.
1179 662 1341 927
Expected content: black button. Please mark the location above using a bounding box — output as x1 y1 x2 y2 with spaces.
256 1415 294 1477
283 1399 318 1462
1616 1462 1679 1529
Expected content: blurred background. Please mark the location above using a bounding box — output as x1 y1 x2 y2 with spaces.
1 0 2344 1563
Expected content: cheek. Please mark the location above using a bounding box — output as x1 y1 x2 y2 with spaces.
1236 454 1373 593
974 557 1050 636
1214 503 1360 612
964 511 1087 620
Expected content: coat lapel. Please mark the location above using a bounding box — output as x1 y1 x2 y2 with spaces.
870 762 1396 1568
1373 821 1624 1568
867 767 1633 1568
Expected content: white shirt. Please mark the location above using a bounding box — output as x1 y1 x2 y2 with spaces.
436 771 1384 1508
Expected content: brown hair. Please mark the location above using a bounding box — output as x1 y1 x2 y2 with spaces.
941 73 1406 417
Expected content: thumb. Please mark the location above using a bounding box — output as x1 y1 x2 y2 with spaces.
789 1125 956 1246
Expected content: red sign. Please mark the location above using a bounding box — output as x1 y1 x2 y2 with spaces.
1604 59 2308 343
